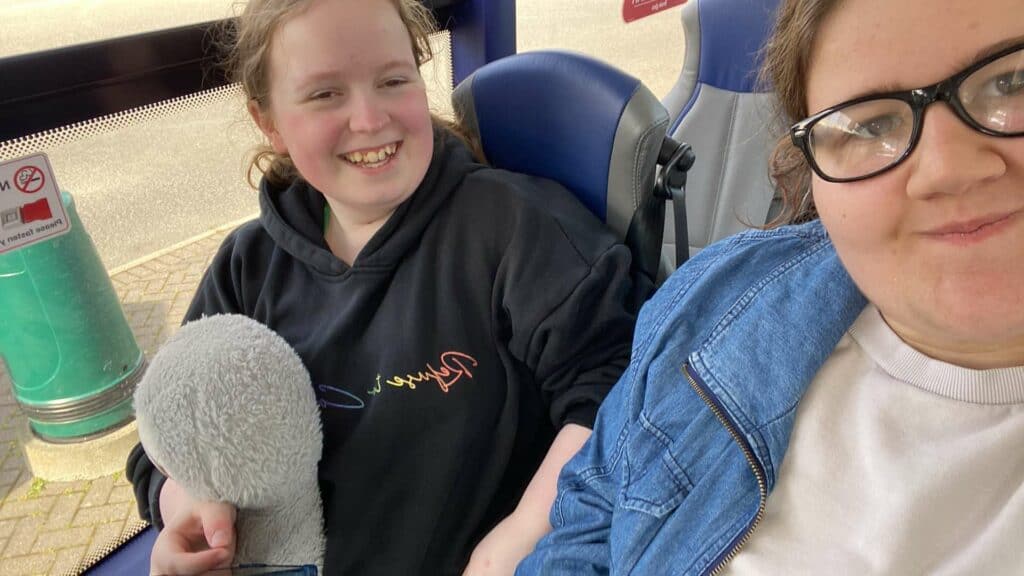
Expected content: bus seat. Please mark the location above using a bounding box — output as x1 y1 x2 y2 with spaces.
81 525 157 575
453 50 671 285
659 0 781 275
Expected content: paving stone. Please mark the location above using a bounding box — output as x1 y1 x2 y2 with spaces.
0 427 24 444
80 476 115 509
0 459 24 481
32 526 93 554
0 518 18 538
43 494 84 531
169 307 190 323
0 464 29 500
3 473 36 501
0 411 19 425
2 454 29 473
120 289 145 304
144 279 167 294
0 552 53 576
0 483 16 504
50 545 86 576
0 496 56 521
0 467 22 487
5 516 46 557
106 484 135 506
85 520 125 558
38 481 89 499
71 503 130 528
127 308 154 328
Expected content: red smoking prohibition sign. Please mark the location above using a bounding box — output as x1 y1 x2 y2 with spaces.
14 165 45 194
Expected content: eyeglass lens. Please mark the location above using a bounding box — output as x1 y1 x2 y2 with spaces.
807 46 1024 180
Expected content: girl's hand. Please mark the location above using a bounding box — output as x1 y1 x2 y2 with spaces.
462 510 550 576
463 424 590 575
149 479 237 576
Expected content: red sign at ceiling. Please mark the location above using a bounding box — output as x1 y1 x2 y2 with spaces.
623 0 688 23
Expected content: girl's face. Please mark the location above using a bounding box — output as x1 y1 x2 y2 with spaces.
806 0 1024 368
253 0 433 222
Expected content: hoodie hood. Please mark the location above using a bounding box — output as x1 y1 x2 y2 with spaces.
258 128 480 276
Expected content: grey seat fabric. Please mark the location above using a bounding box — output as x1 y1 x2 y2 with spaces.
659 0 782 276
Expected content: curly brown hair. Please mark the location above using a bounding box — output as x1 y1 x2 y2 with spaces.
222 0 478 189
760 0 842 225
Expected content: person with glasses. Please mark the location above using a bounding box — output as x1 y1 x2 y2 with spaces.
517 0 1024 573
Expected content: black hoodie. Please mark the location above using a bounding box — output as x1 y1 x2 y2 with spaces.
128 131 649 575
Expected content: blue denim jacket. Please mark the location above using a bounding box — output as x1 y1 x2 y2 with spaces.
518 221 868 575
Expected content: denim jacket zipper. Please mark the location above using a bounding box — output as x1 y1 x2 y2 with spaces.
683 364 767 575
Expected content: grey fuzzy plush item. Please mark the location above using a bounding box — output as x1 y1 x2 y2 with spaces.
134 314 324 571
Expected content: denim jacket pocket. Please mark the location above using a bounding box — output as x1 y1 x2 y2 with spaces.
619 412 695 518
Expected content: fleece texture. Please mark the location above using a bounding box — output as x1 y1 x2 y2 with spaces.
133 314 324 570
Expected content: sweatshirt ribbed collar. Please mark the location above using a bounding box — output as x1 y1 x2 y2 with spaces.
258 128 478 277
849 305 1024 405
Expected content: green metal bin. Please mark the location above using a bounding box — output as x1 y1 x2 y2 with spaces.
0 191 144 442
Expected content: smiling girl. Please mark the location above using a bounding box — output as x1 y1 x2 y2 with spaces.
126 1 649 574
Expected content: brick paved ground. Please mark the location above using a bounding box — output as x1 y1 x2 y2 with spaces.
0 224 240 575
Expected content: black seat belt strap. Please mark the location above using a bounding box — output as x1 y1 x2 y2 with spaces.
654 137 696 269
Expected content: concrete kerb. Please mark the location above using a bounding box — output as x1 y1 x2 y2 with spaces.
107 213 258 277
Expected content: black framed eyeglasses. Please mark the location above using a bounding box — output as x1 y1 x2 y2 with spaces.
790 41 1024 183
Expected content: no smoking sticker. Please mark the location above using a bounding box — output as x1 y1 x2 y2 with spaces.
623 0 687 23
15 166 46 194
0 153 70 255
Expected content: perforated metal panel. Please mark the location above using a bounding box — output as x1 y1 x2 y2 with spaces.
0 85 244 162
1 30 455 159
0 31 454 271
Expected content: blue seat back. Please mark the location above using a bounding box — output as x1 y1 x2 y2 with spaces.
660 0 781 273
453 51 670 283
82 525 156 575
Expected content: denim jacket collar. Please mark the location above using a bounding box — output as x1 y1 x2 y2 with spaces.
688 223 867 487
